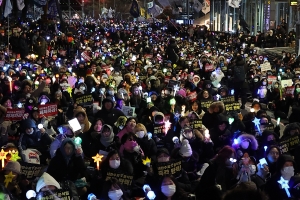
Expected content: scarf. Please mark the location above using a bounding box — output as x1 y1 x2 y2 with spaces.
100 132 114 147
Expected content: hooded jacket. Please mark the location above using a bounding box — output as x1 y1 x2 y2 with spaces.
209 114 231 152
233 57 246 82
95 97 125 127
18 119 52 154
47 138 86 182
232 133 258 160
36 172 61 192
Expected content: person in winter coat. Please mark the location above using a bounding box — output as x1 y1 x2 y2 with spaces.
119 133 145 179
47 138 86 183
264 154 296 200
232 133 258 161
95 97 125 127
172 139 201 182
134 123 157 161
154 175 190 200
80 118 103 159
99 178 130 200
232 55 248 109
19 33 29 59
117 117 137 140
166 38 179 64
263 145 281 176
202 101 225 130
209 114 232 153
73 106 91 134
36 172 61 193
281 122 300 140
0 161 22 200
289 93 300 123
18 118 52 164
196 146 238 200
49 124 75 158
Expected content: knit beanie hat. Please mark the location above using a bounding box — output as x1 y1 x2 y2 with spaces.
179 139 192 157
36 172 61 192
4 161 21 174
177 89 186 97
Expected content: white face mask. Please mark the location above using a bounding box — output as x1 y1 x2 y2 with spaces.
274 85 279 88
262 82 267 86
108 189 123 200
136 131 145 138
161 184 176 197
119 125 124 130
109 160 120 169
79 86 85 91
281 166 294 180
241 140 250 149
254 79 259 82
0 75 4 79
157 157 170 163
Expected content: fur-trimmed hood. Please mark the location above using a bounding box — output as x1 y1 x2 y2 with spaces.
208 101 225 114
233 133 258 150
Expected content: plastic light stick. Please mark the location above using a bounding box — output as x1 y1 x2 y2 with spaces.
92 153 103 170
278 176 291 197
164 120 171 134
0 149 8 168
252 117 261 133
277 118 281 126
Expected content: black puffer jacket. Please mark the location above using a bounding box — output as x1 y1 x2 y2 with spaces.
233 56 247 82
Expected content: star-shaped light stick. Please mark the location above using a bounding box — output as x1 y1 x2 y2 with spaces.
252 117 261 133
164 120 171 135
278 176 291 197
66 87 73 97
0 149 8 168
173 84 179 96
4 171 15 187
142 157 151 167
9 151 21 162
92 153 104 170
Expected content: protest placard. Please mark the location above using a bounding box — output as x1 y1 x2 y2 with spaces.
225 102 240 112
285 86 295 97
191 119 203 129
37 189 71 200
4 108 25 121
121 106 135 117
167 80 180 88
38 104 58 118
279 135 300 154
187 91 197 101
260 62 271 71
153 124 165 134
268 76 277 85
205 63 214 72
75 94 93 106
201 100 213 110
221 96 235 103
20 162 43 180
105 170 134 186
22 148 41 164
81 52 91 61
156 160 182 178
281 79 293 87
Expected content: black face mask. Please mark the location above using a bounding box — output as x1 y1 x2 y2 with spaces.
267 140 277 146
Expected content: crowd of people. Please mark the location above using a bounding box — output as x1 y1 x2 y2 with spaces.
0 18 298 200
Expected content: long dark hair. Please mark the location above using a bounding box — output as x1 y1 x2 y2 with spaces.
100 178 130 200
100 150 133 175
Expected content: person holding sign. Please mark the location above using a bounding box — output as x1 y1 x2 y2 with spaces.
74 106 91 134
